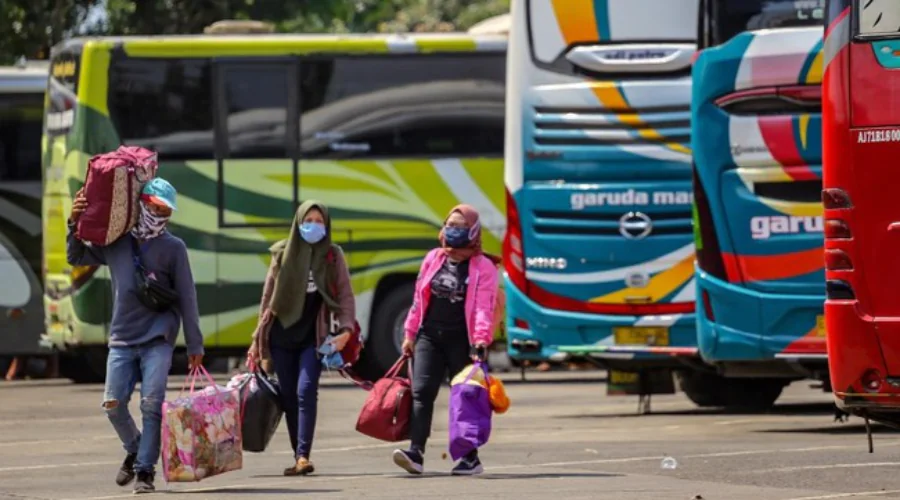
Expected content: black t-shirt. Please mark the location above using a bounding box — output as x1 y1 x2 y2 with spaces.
422 259 469 333
270 270 323 349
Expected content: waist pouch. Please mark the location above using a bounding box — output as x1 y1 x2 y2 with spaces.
131 238 179 312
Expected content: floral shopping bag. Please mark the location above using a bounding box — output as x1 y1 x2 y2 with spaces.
161 366 244 482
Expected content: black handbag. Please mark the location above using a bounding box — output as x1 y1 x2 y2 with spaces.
237 365 283 452
130 237 179 312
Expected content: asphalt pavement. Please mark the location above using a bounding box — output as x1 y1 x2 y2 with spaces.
2 371 900 500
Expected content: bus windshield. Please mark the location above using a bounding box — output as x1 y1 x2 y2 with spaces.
527 0 696 67
709 0 825 45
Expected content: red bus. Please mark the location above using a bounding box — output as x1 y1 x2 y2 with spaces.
824 0 900 430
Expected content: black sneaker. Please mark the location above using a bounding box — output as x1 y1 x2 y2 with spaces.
133 471 155 494
115 453 137 486
392 448 424 475
451 455 484 476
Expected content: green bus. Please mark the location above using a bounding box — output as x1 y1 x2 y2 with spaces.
0 62 47 358
42 33 508 382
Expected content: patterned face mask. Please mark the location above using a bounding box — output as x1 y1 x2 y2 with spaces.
132 203 170 240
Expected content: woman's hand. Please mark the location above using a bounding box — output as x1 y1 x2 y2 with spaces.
246 344 260 367
401 338 415 357
332 329 352 351
471 343 487 362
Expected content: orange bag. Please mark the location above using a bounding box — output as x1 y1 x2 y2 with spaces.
486 376 510 414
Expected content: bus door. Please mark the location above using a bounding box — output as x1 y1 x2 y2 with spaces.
844 1 900 372
212 58 299 349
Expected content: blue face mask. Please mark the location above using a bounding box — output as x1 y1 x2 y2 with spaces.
444 226 470 248
318 342 345 369
299 222 326 244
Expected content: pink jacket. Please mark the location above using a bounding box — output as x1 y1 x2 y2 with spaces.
403 249 499 346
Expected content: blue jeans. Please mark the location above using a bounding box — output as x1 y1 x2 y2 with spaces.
102 339 173 474
270 337 322 459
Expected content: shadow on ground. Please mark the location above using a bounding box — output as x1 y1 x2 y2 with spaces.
172 487 341 495
475 472 623 480
559 402 842 420
755 423 899 435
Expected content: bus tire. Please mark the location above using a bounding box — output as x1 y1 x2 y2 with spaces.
722 378 786 411
367 282 415 377
59 347 107 384
677 370 729 407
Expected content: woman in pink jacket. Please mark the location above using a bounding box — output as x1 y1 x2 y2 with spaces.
392 204 500 476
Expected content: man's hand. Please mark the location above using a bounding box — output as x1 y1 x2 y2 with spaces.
70 188 88 223
401 338 415 357
332 329 352 351
188 354 204 370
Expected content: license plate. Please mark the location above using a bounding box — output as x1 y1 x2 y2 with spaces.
816 315 826 337
613 326 669 346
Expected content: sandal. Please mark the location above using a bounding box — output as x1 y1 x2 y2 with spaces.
283 457 315 476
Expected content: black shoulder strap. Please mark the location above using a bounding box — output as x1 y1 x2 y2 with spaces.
130 236 145 270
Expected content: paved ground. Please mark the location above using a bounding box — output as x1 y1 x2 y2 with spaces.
2 371 900 500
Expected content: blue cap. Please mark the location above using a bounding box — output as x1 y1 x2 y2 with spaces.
141 178 177 211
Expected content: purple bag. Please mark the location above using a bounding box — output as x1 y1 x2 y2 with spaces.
448 362 493 461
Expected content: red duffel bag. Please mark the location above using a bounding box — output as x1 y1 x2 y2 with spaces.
355 355 412 442
76 145 158 246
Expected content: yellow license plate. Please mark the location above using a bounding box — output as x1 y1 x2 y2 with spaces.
609 370 640 385
816 315 826 337
613 326 669 346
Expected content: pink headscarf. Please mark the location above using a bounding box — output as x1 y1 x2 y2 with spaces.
439 204 501 264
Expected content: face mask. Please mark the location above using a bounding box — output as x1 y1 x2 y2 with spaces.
318 341 345 369
299 222 326 244
132 204 169 240
443 226 470 248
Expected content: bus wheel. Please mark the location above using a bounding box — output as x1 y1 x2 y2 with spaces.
722 378 786 411
676 370 729 407
59 347 107 384
367 282 414 377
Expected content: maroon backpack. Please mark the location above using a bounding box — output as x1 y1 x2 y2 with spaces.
355 356 412 442
76 145 158 246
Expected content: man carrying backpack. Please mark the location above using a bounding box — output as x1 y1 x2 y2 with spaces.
67 177 204 494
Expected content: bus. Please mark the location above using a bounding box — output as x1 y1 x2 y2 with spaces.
691 0 827 409
41 33 507 383
824 0 900 427
0 62 47 359
503 0 701 400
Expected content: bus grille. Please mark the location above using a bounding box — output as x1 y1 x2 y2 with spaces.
531 208 693 237
532 105 690 147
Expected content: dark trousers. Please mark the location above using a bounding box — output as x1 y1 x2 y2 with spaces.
270 336 322 459
410 326 472 454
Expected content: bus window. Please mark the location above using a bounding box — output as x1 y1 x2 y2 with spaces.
300 55 505 159
107 58 215 159
219 64 291 158
858 0 900 36
710 0 825 45
0 92 43 182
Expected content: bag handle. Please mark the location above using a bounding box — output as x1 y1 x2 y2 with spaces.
178 365 219 398
462 360 488 385
339 367 374 391
386 354 411 379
